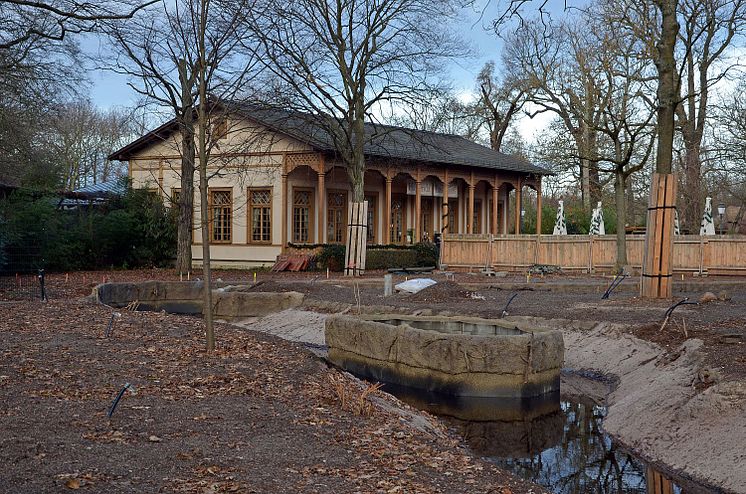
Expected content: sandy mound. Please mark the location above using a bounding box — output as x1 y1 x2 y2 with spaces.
407 280 472 302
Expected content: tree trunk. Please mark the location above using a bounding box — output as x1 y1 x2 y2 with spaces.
177 117 195 274
197 0 214 352
641 0 678 299
614 169 628 270
176 58 195 275
682 137 702 232
348 111 366 202
654 0 678 175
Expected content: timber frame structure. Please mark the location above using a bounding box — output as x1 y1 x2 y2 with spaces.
110 103 550 268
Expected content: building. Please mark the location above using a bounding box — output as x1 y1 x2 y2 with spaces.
109 104 549 268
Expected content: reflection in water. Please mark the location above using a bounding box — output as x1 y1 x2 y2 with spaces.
486 401 679 494
379 383 686 494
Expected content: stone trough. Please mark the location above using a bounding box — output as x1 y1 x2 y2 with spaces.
91 281 304 320
326 314 564 398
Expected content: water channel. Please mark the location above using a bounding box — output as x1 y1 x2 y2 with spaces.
377 380 715 494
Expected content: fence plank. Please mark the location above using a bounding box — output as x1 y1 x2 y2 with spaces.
441 233 746 275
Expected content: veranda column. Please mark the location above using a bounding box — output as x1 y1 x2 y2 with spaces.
384 176 392 244
415 178 422 242
442 170 449 235
492 181 499 234
468 179 475 234
536 180 543 235
281 172 288 248
317 170 325 243
514 181 522 234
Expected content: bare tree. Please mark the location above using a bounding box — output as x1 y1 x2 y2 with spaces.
386 88 481 139
248 0 460 202
244 0 461 273
674 0 746 230
49 100 133 189
503 17 608 209
0 0 155 71
473 61 526 152
104 2 201 274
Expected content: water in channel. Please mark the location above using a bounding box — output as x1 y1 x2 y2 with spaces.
377 382 701 494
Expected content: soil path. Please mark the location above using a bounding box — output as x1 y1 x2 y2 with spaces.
564 323 746 493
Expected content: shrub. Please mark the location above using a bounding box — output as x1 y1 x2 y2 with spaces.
311 242 437 271
0 186 176 271
315 244 346 271
366 248 418 269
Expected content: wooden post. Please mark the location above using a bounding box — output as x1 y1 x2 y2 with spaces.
646 466 674 494
492 183 499 235
536 181 543 235
384 176 392 244
415 176 422 243
442 170 449 235
514 183 522 234
344 201 368 276
468 181 475 234
317 169 325 244
641 173 678 298
281 172 288 249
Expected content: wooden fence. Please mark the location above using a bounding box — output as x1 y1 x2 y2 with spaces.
441 234 746 275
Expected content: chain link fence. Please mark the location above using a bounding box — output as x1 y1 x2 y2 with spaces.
0 244 46 301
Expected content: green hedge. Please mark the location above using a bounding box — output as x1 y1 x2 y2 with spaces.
0 186 176 271
306 242 437 272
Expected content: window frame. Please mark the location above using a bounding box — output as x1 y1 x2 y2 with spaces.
390 193 407 245
292 187 315 244
326 189 348 244
247 187 273 245
364 192 378 244
208 188 233 244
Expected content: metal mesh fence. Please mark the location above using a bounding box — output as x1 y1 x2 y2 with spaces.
0 245 44 301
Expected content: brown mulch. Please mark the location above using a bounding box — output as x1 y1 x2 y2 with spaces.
0 297 546 494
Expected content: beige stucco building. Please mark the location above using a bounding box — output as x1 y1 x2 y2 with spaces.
110 105 549 268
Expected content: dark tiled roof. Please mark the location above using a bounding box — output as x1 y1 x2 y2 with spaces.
110 103 549 176
233 104 548 175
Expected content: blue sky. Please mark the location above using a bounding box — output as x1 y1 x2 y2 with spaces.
83 1 566 140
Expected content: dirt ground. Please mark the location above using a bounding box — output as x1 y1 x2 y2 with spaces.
0 297 547 493
11 268 746 380
3 268 745 492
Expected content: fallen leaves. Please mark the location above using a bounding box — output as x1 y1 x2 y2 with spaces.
1 296 549 494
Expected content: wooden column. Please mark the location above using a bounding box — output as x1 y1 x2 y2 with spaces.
442 170 449 235
415 178 422 243
514 182 522 234
536 180 543 235
492 184 499 234
468 177 475 234
384 176 392 244
317 170 325 243
281 172 288 248
466 189 474 233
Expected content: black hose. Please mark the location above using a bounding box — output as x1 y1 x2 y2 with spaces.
501 293 518 318
107 383 131 418
602 273 627 300
663 298 698 319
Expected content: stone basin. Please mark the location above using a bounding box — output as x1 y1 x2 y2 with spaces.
325 314 564 398
91 281 304 320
